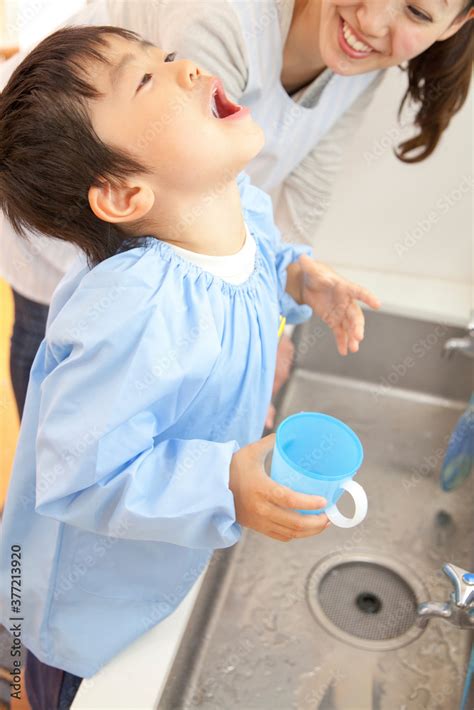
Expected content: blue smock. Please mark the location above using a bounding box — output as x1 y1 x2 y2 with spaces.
0 174 312 677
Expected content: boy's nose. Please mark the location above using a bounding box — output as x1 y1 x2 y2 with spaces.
176 60 202 89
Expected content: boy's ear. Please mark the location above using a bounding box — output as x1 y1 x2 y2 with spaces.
88 180 155 224
438 8 473 41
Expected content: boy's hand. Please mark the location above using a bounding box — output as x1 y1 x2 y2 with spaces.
229 434 330 542
287 254 381 356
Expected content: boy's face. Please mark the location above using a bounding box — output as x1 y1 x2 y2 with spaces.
88 36 264 196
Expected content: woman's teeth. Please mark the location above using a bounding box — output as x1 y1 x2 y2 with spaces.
342 20 373 53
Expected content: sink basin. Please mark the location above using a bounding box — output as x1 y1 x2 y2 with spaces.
160 311 474 709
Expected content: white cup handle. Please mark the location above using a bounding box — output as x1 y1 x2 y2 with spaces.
325 479 368 528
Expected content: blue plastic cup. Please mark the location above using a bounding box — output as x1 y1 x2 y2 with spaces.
270 412 367 528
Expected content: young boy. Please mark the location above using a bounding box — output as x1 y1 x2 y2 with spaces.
0 26 379 707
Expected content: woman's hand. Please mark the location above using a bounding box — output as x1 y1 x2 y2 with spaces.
287 254 381 355
229 434 330 542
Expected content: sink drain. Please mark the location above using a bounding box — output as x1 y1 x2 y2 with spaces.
319 561 415 638
356 591 382 614
307 552 429 651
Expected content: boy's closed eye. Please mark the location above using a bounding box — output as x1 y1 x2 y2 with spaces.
136 51 177 94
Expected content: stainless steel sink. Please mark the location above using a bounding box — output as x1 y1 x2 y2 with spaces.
160 311 474 710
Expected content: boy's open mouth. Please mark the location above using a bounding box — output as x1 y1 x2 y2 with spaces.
209 78 248 120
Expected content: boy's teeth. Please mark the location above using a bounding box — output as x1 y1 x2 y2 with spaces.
342 21 372 53
211 95 219 118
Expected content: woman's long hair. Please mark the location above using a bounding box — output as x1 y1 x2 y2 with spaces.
397 2 473 162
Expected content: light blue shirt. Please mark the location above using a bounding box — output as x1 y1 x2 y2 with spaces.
0 174 312 677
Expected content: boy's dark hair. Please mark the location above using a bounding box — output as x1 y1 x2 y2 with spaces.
0 25 152 266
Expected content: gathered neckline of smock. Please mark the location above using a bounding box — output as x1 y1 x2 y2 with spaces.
143 227 265 296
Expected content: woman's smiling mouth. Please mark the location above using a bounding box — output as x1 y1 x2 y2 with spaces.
338 17 376 59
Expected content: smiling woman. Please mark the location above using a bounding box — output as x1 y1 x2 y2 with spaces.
281 0 474 162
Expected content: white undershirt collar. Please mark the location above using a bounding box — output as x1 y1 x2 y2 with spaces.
167 222 256 285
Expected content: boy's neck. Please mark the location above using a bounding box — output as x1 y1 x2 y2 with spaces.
148 178 246 256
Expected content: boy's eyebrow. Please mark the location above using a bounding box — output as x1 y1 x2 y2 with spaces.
109 40 156 89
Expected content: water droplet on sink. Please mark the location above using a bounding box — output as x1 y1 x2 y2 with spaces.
408 687 431 705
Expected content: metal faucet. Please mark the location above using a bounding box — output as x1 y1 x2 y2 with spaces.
443 311 474 359
416 563 474 629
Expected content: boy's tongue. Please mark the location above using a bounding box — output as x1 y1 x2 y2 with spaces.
210 80 241 119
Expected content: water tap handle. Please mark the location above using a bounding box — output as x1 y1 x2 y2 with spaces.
443 563 474 608
467 309 474 335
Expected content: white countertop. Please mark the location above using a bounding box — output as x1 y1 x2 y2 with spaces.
71 566 208 709
335 266 472 329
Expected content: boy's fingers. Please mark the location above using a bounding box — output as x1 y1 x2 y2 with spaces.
327 320 345 355
270 503 330 533
267 527 292 542
299 253 315 271
253 432 276 461
347 302 364 341
349 338 360 353
266 479 327 510
282 520 330 539
334 326 348 356
354 284 381 310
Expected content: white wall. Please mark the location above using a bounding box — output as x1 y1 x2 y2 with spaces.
2 0 85 48
314 67 473 327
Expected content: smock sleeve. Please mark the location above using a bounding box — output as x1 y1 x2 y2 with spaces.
34 251 242 550
238 173 313 325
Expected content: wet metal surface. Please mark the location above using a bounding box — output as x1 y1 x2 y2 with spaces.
160 312 474 710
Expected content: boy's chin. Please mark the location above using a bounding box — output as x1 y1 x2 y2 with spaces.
236 125 265 165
